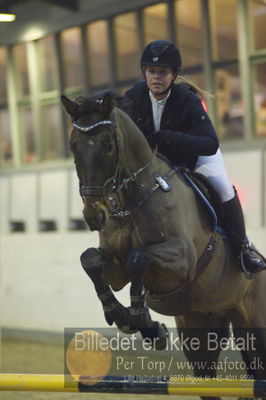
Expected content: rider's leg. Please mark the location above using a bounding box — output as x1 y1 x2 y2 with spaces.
195 149 266 276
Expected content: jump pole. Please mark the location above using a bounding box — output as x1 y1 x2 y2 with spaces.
0 374 266 397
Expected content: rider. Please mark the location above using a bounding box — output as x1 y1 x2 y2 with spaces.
124 39 266 278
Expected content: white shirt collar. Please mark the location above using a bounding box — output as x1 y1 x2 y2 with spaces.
149 89 171 131
149 89 171 107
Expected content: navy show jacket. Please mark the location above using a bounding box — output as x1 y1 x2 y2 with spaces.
125 81 219 170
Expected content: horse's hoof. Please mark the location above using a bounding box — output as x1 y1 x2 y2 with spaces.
119 325 138 334
103 303 138 333
140 322 169 351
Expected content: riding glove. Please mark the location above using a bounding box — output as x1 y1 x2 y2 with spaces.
153 130 218 159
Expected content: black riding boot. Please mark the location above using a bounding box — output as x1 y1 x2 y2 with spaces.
223 189 266 279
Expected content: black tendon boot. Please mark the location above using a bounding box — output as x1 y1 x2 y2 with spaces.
223 189 266 279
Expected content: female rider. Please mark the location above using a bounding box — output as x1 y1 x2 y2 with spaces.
124 40 265 278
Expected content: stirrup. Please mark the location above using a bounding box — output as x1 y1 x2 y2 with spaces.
239 254 253 280
239 245 266 280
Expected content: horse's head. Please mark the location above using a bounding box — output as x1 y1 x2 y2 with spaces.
62 92 119 231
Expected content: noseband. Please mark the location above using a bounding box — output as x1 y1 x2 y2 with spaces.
72 116 154 218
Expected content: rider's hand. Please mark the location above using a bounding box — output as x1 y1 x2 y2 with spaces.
155 130 184 154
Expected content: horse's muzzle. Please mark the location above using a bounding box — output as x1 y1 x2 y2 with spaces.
83 201 109 231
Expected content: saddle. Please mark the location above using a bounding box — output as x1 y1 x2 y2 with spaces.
155 154 224 230
184 170 224 228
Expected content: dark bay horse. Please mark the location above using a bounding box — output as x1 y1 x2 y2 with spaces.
62 92 266 396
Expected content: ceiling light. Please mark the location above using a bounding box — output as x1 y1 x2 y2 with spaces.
0 3 16 22
0 13 16 21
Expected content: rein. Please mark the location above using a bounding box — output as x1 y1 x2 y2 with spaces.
73 116 155 218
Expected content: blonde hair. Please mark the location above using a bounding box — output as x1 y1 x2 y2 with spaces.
176 74 214 101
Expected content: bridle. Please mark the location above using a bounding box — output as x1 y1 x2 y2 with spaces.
73 120 113 133
72 114 154 218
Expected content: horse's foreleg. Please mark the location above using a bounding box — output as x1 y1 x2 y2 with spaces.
127 248 149 326
126 247 168 350
80 248 131 333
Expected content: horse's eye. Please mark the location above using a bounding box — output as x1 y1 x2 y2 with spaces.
104 141 114 153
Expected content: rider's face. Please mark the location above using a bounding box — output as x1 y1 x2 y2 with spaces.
144 66 175 99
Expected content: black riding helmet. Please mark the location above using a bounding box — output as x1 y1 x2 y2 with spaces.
140 40 182 95
140 40 182 72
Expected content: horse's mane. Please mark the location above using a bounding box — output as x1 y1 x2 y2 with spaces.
74 90 131 118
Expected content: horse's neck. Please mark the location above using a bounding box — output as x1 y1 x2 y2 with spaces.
115 108 213 240
115 108 153 174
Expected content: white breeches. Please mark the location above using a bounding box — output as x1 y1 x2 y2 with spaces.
195 149 235 203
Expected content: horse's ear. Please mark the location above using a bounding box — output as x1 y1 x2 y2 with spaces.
61 95 78 118
100 93 115 118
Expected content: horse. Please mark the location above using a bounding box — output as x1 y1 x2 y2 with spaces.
61 91 266 398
